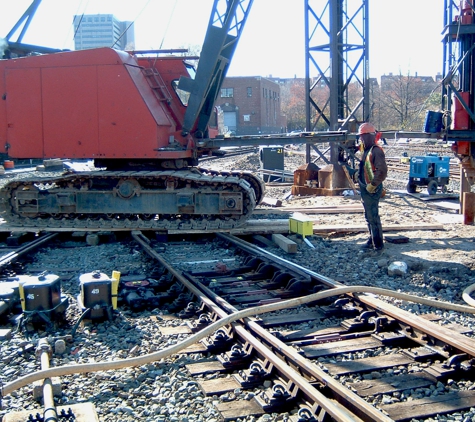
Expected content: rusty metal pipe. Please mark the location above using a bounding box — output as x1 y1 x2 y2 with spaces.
36 339 57 422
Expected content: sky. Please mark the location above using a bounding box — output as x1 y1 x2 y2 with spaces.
0 0 444 80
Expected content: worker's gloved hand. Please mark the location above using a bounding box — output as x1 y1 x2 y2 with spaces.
366 183 377 194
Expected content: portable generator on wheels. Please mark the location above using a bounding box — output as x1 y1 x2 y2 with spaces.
406 154 450 195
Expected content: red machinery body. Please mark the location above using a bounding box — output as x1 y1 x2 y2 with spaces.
0 46 262 231
0 48 194 162
0 0 262 231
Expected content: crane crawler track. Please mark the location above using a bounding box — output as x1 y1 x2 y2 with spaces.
197 167 266 204
0 170 257 230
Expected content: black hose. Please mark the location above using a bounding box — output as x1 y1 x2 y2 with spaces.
71 308 91 337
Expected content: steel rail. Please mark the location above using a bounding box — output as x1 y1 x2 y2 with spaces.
0 232 58 268
218 233 475 359
132 231 393 422
182 266 394 422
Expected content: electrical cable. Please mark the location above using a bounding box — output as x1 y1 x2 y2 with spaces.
69 0 90 49
378 5 465 141
3 284 475 396
150 0 179 69
159 0 178 50
111 0 153 49
72 14 85 45
70 308 91 338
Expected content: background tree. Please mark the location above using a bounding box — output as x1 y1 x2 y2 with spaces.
310 80 331 131
378 72 439 131
280 79 306 131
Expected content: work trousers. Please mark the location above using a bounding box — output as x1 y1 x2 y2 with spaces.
360 184 384 249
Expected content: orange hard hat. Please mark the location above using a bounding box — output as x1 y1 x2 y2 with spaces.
358 122 376 135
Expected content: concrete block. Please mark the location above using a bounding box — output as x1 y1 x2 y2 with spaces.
86 234 100 246
0 328 12 340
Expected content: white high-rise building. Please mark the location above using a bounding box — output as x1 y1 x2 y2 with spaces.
73 14 135 51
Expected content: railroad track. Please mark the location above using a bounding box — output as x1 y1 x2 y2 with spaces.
385 144 453 155
1 232 475 421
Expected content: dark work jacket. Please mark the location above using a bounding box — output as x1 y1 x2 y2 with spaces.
358 144 388 187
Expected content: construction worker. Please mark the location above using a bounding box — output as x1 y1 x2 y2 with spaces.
357 122 388 251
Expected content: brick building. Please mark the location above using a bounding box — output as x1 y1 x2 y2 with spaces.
380 73 439 92
216 76 286 136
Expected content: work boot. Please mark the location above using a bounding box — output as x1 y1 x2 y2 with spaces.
373 235 384 250
360 238 374 250
365 247 384 257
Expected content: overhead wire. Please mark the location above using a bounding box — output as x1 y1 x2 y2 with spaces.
153 0 178 71
402 77 444 132
159 0 179 50
111 0 153 49
382 4 464 140
69 0 91 49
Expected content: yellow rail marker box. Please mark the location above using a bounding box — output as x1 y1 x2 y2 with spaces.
289 215 314 237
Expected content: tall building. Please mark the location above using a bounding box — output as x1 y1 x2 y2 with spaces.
73 14 135 51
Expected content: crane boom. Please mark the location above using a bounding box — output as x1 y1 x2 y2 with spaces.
179 0 253 138
3 0 62 57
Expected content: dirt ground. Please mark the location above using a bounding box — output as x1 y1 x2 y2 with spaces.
206 149 475 273
266 188 475 271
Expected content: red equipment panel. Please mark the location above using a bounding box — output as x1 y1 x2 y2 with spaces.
0 48 192 160
452 92 470 130
5 68 44 157
42 65 99 158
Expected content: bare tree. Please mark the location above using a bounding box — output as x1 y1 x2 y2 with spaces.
378 72 439 131
281 79 307 131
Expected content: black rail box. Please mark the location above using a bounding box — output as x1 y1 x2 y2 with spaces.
78 271 112 319
20 274 61 312
259 146 284 182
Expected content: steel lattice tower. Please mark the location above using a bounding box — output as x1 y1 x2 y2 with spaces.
304 0 369 164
